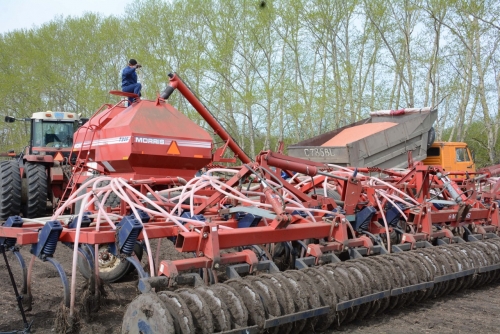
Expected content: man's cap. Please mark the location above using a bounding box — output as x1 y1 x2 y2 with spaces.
129 59 138 65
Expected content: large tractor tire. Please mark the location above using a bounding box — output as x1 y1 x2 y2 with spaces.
0 160 22 221
77 242 144 282
22 163 48 218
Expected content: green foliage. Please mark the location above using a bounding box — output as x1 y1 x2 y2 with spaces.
441 120 499 168
463 122 500 168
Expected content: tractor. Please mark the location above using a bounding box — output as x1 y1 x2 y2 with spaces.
0 111 85 220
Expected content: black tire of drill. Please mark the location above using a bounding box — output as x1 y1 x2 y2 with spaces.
77 242 143 282
326 188 341 201
0 160 22 221
95 179 121 208
23 163 48 218
74 175 120 213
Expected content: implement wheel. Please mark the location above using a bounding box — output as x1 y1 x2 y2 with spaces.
0 160 22 220
77 242 143 283
93 179 120 208
74 176 120 213
22 163 48 218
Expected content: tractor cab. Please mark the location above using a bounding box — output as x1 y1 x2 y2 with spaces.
31 112 78 151
6 111 80 158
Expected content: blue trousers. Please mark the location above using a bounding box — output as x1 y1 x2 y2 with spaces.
122 83 142 105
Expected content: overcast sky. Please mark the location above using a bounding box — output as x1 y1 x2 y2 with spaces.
0 0 136 34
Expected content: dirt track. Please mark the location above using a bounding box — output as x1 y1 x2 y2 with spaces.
1 240 500 334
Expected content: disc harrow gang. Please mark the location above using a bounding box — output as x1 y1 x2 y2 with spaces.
122 241 500 334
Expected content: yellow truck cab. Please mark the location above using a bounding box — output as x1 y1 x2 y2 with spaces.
422 142 476 174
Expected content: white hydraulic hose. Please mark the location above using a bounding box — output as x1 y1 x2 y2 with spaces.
93 186 113 293
110 179 155 276
51 175 113 219
41 175 115 318
369 177 419 205
381 192 415 208
327 163 358 173
206 175 335 220
114 178 190 232
206 169 343 219
21 218 50 224
69 191 93 316
288 172 302 183
375 190 408 221
374 194 391 254
68 180 118 309
170 176 205 216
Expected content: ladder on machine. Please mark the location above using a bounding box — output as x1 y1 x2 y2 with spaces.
56 103 118 212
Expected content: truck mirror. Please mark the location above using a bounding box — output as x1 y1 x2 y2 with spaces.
4 116 15 123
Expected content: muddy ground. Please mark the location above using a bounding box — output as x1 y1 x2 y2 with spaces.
1 240 499 334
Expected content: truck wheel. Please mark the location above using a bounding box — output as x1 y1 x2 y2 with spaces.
0 160 22 220
77 242 144 282
23 163 48 218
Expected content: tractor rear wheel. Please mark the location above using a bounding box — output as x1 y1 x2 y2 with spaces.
0 160 22 220
22 163 48 218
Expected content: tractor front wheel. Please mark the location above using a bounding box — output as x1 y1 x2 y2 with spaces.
0 160 22 220
22 163 48 218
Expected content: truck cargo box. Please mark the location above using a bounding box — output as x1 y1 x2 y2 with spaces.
287 108 437 168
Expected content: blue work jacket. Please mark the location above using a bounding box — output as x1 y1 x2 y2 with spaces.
122 67 138 87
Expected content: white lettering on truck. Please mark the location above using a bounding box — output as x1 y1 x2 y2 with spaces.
303 148 336 157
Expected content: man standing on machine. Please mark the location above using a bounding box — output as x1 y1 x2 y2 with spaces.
122 59 142 106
